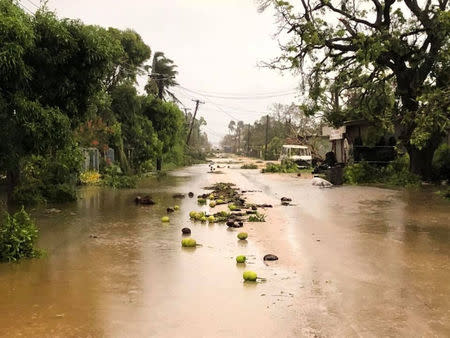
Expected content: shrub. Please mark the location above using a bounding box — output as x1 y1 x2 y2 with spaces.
433 144 450 181
79 171 101 185
382 156 420 187
248 213 265 222
102 164 137 189
241 163 257 169
261 160 300 173
344 156 420 187
343 161 380 184
0 207 40 262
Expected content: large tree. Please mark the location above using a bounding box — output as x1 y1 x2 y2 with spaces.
0 2 122 203
259 0 449 179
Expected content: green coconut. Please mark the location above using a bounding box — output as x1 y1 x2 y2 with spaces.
228 204 237 211
161 216 170 222
236 255 246 263
208 194 215 200
237 232 248 240
181 238 197 247
174 205 180 210
208 215 215 222
209 201 216 208
243 270 257 281
198 198 207 205
216 199 224 204
200 216 207 222
189 211 197 218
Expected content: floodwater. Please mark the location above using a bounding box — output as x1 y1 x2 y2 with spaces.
0 161 449 337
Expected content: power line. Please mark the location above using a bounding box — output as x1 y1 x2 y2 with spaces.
23 0 40 9
17 1 34 15
178 85 297 100
176 86 298 97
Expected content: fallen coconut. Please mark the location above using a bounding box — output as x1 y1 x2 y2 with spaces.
243 270 257 281
181 238 197 247
161 216 170 222
200 216 207 222
189 211 197 219
174 205 180 210
236 255 246 263
209 201 216 208
207 215 215 222
182 227 191 234
237 232 248 240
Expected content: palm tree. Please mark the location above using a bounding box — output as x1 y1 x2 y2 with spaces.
145 51 178 100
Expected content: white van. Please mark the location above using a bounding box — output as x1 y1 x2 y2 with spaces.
279 145 312 168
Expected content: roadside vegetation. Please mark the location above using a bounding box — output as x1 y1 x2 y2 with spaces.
240 164 258 169
0 208 41 262
344 156 420 187
0 1 210 207
261 160 301 173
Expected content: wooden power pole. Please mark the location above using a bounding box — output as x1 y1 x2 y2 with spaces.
186 99 204 145
264 115 269 160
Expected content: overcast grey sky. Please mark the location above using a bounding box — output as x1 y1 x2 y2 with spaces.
42 0 301 145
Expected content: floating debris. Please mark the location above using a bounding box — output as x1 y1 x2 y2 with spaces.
237 232 248 240
236 255 246 263
243 271 257 282
263 254 278 261
135 196 155 205
181 238 197 247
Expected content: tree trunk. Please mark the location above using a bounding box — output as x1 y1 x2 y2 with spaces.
6 169 19 206
406 138 441 181
156 157 162 171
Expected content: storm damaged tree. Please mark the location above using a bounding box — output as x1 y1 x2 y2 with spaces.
259 0 449 179
0 2 122 204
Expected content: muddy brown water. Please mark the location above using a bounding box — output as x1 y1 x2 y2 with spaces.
0 162 449 337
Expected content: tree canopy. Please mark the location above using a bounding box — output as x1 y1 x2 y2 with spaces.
259 0 450 178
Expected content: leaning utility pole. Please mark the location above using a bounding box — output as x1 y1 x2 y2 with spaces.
264 115 269 160
186 99 204 145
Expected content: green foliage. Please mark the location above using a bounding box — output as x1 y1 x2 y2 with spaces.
241 163 258 169
261 160 299 173
343 161 380 185
102 164 137 189
344 157 420 187
266 136 283 160
248 213 265 222
13 144 82 205
261 0 450 178
433 144 450 180
0 207 40 262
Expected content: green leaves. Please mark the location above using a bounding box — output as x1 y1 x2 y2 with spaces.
0 207 40 262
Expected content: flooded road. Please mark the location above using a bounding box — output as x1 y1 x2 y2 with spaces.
0 161 449 337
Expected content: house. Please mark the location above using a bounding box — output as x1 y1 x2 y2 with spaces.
322 120 397 164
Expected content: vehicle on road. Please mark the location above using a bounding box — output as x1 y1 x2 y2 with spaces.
279 144 312 168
